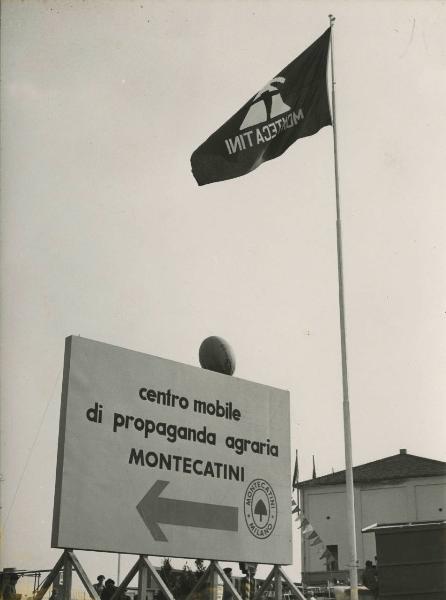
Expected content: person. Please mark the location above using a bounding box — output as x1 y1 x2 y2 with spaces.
49 588 59 600
93 576 105 596
362 560 379 599
101 579 117 600
2 573 20 600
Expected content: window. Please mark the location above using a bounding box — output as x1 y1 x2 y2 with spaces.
326 545 339 571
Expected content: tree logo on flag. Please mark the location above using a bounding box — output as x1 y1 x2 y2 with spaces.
244 479 277 539
240 77 291 130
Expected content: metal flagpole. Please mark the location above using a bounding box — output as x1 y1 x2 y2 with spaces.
328 15 359 599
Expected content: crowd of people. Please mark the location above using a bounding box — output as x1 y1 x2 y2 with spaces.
92 576 131 600
1 564 379 600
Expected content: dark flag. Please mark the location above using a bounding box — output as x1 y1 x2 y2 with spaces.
312 454 317 479
292 450 299 490
191 28 332 186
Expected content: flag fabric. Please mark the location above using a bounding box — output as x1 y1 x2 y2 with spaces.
292 450 299 490
319 548 334 561
312 454 317 479
191 28 332 185
302 523 314 536
293 509 334 563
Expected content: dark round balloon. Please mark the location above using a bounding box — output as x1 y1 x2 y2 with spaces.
199 336 236 375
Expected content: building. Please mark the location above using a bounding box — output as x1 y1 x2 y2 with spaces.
298 449 446 585
363 520 446 599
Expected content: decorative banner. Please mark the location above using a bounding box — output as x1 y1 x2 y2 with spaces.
302 524 314 536
292 507 334 563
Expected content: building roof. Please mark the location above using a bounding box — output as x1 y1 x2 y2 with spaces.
362 520 446 534
299 450 446 488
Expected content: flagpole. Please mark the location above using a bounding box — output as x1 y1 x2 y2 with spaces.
328 15 359 600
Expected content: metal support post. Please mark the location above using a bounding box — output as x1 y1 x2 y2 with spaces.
273 566 281 600
62 552 72 600
138 556 149 600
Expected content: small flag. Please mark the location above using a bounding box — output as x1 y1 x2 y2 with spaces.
310 536 323 547
292 450 299 490
300 517 309 529
191 28 332 185
312 454 317 479
307 530 319 540
319 548 333 561
302 523 314 536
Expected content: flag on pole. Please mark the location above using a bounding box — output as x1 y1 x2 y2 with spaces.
292 450 299 490
312 454 317 479
191 28 332 185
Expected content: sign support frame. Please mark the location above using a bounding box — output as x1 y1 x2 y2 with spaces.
33 549 305 600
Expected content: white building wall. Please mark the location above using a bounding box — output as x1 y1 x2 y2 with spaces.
302 475 446 577
304 488 347 572
415 481 446 520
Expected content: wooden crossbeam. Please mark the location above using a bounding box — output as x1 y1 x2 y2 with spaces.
109 558 141 600
276 567 305 600
183 560 213 600
252 567 275 600
68 551 100 600
141 556 175 600
212 562 243 600
34 553 66 600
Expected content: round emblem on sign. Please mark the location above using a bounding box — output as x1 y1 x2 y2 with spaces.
244 479 277 539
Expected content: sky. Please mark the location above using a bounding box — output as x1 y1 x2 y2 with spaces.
1 0 446 592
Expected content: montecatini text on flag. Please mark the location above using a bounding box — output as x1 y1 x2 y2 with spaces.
191 28 332 186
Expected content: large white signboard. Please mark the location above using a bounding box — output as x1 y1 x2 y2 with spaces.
52 336 292 564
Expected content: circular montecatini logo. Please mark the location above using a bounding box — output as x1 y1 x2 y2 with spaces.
244 479 277 539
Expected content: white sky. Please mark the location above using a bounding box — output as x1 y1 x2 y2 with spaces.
1 0 446 589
